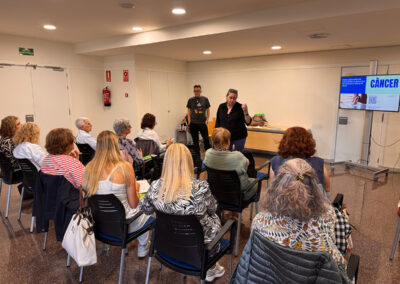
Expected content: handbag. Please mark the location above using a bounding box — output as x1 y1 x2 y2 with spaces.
62 189 97 267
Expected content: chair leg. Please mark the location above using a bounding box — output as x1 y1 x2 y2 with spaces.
30 216 35 233
235 213 242 257
200 279 206 284
18 187 25 220
43 232 48 250
118 248 126 284
0 178 2 197
249 203 253 221
255 202 259 214
79 266 84 283
5 184 12 218
67 254 71 267
145 256 152 284
390 216 400 260
229 254 232 276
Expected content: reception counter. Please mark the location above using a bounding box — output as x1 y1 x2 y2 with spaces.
244 126 287 154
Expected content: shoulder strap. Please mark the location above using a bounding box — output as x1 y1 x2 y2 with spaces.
106 165 120 181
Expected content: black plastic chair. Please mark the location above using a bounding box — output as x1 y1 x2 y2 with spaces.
134 138 160 157
88 194 155 284
206 161 269 256
75 143 95 165
16 159 38 229
145 211 237 284
187 144 206 179
0 152 23 218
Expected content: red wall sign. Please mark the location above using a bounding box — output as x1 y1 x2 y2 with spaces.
123 70 129 82
106 70 111 82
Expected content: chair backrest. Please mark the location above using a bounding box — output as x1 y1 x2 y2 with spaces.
231 230 345 284
153 211 205 268
75 143 95 165
16 159 38 188
206 167 242 208
134 138 160 157
0 151 14 180
88 194 127 244
186 144 202 170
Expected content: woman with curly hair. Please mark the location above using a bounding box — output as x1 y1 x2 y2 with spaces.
13 122 46 170
252 158 346 271
41 128 84 189
0 116 22 173
270 126 330 194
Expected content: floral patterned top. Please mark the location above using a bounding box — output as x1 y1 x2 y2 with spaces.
0 136 19 170
252 207 346 266
139 178 221 244
118 137 143 169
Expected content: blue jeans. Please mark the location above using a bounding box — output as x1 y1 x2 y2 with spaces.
229 138 246 152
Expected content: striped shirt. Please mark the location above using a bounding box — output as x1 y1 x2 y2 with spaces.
41 154 85 189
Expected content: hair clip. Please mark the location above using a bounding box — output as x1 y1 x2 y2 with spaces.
296 173 304 181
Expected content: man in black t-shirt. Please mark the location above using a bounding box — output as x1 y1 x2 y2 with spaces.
186 85 211 155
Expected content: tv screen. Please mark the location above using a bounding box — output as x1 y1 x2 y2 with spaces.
339 75 400 112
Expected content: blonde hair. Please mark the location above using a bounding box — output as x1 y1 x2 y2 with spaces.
82 130 133 195
159 143 194 203
211 127 231 151
13 122 40 146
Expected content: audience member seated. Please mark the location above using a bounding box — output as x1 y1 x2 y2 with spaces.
203 127 258 201
136 113 172 154
75 117 96 150
82 130 150 258
13 122 46 170
139 143 224 282
252 158 347 272
0 115 23 179
270 126 330 196
113 118 144 170
41 128 85 189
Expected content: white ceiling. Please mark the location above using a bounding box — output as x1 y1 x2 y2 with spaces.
1 0 400 61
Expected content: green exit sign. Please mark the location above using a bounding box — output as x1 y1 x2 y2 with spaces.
19 47 34 56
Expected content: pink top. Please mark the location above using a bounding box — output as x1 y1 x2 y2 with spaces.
41 154 85 189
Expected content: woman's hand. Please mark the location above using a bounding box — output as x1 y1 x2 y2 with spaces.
138 148 143 158
242 103 248 114
69 149 81 159
166 138 173 147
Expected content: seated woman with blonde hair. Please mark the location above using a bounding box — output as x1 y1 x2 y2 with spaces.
252 158 346 271
82 130 150 258
13 122 46 170
139 143 224 282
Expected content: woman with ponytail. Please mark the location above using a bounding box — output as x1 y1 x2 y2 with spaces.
252 158 346 268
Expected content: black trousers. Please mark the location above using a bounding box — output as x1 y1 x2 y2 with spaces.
189 123 211 154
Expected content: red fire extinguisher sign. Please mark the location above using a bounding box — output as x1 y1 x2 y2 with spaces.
123 70 129 82
106 70 111 82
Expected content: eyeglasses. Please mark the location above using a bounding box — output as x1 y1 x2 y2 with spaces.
194 90 201 93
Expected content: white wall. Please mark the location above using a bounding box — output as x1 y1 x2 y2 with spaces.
0 34 105 142
187 46 400 168
134 54 187 141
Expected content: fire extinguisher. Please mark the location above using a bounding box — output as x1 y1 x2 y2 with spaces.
103 87 111 107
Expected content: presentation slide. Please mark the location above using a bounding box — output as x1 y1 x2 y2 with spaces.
339 75 400 112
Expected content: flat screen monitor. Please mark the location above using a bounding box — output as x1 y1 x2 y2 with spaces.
339 75 400 112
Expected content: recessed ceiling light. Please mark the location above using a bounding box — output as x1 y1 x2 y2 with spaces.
172 8 186 15
203 50 212 55
309 33 330 39
132 27 143 32
43 24 56 30
119 2 134 9
271 45 282 50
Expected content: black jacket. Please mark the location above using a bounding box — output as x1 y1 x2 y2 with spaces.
33 172 80 241
215 102 251 140
230 230 351 284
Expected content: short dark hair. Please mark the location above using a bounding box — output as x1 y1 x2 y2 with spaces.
141 113 156 129
226 88 238 97
45 128 75 155
193 85 201 89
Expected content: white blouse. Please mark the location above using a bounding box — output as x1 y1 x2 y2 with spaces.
13 142 46 170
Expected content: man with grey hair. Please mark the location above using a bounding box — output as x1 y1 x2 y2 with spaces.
75 117 96 150
113 118 143 169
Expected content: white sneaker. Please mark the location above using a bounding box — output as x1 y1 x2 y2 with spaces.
137 242 150 258
205 263 225 282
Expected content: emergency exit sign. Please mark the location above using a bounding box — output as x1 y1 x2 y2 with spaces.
19 48 34 56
